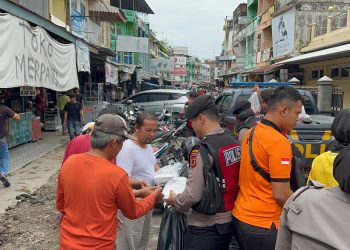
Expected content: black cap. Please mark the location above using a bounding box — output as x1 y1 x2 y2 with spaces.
232 100 251 116
260 88 274 102
187 91 199 99
331 109 350 145
185 95 217 120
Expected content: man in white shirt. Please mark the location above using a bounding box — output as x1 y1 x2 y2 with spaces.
116 112 159 250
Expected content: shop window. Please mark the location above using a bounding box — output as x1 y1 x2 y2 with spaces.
311 70 319 79
320 69 324 78
341 67 349 77
124 52 133 64
331 68 339 78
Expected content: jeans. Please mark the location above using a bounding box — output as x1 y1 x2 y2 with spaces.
233 217 277 250
59 110 66 132
0 137 10 175
184 222 234 250
67 120 81 140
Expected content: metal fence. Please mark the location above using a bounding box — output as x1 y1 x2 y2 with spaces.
332 12 347 31
296 85 344 115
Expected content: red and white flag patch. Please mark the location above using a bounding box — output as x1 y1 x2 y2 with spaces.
280 158 290 165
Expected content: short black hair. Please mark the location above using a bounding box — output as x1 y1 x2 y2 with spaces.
267 86 303 111
187 91 199 99
237 109 255 122
136 112 157 128
260 88 274 103
201 106 219 122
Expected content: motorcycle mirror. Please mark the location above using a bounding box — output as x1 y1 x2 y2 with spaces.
126 100 133 105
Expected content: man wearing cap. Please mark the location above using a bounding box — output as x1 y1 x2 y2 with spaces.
232 100 260 143
116 112 159 250
57 114 163 250
61 109 150 196
166 95 241 250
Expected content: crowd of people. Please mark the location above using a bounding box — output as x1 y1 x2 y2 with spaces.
55 86 350 250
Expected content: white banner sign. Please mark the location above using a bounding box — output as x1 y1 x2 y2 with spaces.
105 62 119 85
76 40 90 72
173 56 187 66
117 36 149 54
272 8 295 57
0 14 79 91
150 59 175 72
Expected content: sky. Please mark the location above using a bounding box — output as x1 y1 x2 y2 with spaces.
147 0 243 60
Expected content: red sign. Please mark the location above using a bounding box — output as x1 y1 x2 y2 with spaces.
171 67 187 75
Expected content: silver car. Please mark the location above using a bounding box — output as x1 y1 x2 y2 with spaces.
120 89 188 114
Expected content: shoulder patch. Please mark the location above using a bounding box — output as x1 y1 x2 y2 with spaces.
190 148 200 168
222 146 241 166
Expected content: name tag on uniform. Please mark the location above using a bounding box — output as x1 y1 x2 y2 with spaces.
223 146 241 167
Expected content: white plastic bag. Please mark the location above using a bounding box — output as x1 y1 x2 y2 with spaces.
248 92 261 114
154 162 182 185
162 177 187 200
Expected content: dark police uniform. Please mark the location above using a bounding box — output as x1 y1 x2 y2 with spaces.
173 95 241 250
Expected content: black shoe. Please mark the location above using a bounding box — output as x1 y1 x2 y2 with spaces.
0 174 11 188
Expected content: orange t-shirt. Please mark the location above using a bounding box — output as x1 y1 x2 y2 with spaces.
56 153 156 250
233 121 292 229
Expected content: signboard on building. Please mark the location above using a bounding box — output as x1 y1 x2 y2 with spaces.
76 40 90 72
256 52 262 64
117 36 149 54
105 62 119 85
0 14 79 91
20 86 36 96
261 48 272 62
150 59 175 72
173 47 188 55
70 0 88 41
171 66 187 76
173 56 187 66
272 8 295 57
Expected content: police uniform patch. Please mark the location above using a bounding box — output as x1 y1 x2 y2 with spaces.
190 148 199 168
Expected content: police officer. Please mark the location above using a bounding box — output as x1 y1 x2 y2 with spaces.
166 95 241 250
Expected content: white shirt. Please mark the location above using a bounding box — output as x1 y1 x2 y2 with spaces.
116 139 156 185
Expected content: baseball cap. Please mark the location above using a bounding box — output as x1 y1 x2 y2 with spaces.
94 114 135 140
185 95 217 120
82 122 95 134
232 100 251 116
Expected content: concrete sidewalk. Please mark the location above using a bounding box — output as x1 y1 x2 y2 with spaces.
0 131 68 214
9 131 69 174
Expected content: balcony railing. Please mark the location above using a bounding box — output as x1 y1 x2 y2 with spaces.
332 12 347 31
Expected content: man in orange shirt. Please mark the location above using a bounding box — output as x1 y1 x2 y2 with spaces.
233 86 303 250
56 114 163 250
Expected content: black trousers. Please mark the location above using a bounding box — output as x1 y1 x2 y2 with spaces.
184 222 234 250
233 217 277 250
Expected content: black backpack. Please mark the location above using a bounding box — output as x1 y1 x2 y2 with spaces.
248 127 305 191
192 143 224 215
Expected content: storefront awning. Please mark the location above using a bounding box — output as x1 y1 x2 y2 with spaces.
277 43 350 65
111 0 154 14
89 1 126 23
